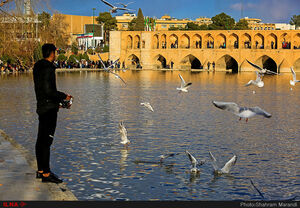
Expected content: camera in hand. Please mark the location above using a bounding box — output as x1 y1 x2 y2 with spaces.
59 98 73 108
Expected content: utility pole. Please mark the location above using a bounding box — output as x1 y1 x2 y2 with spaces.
92 8 96 49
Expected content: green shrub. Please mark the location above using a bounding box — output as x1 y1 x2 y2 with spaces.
57 54 67 62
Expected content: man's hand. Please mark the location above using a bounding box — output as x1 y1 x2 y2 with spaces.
66 94 73 109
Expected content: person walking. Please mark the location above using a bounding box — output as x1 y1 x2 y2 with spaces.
33 44 73 183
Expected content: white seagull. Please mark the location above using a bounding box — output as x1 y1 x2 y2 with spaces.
74 57 82 69
290 67 300 86
117 1 134 8
212 101 272 122
209 151 237 174
100 0 135 13
177 74 192 92
118 121 130 146
98 54 126 85
158 153 180 163
140 102 154 112
185 150 205 173
245 71 264 88
246 59 279 75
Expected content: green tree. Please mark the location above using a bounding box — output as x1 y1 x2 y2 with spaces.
68 54 78 64
96 12 117 45
38 11 51 29
82 52 89 61
290 15 300 29
71 42 79 55
210 12 235 30
185 22 201 30
234 19 250 30
33 43 43 62
135 8 145 31
57 54 67 62
199 24 209 30
128 18 137 31
168 26 180 31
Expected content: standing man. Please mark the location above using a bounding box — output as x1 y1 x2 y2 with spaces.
33 44 73 183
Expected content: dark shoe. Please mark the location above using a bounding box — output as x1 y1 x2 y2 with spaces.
36 171 43 179
42 172 63 184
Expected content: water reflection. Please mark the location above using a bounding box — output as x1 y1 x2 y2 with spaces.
0 71 299 200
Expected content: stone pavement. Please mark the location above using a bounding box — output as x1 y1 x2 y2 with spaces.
0 130 77 201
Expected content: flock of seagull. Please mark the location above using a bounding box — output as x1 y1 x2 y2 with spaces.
96 53 298 199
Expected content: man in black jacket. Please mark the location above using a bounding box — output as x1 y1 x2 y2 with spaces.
33 44 73 183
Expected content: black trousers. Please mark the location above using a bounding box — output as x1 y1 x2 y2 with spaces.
35 108 58 173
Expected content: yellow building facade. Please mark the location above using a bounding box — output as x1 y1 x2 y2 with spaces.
109 30 300 72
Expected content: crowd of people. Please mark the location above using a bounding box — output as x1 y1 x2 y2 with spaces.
0 60 29 73
53 59 124 70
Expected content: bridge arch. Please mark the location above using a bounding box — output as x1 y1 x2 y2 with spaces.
127 35 133 49
203 33 214 49
181 54 202 69
280 33 291 49
254 33 264 49
241 33 251 49
126 54 140 68
161 34 167 49
294 57 300 70
293 33 300 49
216 55 239 73
228 33 239 49
180 34 190 49
154 54 167 69
278 59 291 73
192 34 202 49
153 34 159 49
134 35 141 49
255 55 278 73
216 33 226 49
169 34 178 48
266 33 278 49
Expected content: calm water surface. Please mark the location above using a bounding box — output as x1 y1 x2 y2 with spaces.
0 71 299 200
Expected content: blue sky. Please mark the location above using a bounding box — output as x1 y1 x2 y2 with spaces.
48 0 300 23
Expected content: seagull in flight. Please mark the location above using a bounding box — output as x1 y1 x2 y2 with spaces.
158 153 180 163
119 121 130 146
212 101 272 122
290 67 300 86
209 151 237 174
140 102 154 112
177 74 192 92
74 57 82 68
117 1 134 8
246 59 279 75
100 0 135 13
245 71 264 88
98 54 126 85
185 150 205 173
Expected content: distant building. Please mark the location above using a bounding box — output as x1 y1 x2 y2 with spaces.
115 13 136 31
240 17 275 30
275 23 296 30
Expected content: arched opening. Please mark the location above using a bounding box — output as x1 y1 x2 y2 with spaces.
169 34 178 49
254 33 264 49
161 34 167 49
154 54 167 69
127 35 133 49
293 33 300 49
216 55 239 73
240 59 254 71
266 33 277 49
280 33 291 49
127 54 140 68
134 35 141 49
216 33 226 49
180 34 190 49
204 33 214 49
153 34 159 49
229 33 239 49
241 33 251 49
192 34 202 49
181 54 202 69
255 55 277 73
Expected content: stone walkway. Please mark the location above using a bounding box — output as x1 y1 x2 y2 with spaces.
0 130 77 201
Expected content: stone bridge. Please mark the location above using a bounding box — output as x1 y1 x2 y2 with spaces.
109 30 300 72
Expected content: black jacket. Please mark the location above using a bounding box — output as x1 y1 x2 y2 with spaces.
33 59 67 115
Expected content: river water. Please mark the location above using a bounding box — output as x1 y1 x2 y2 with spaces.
0 71 299 200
